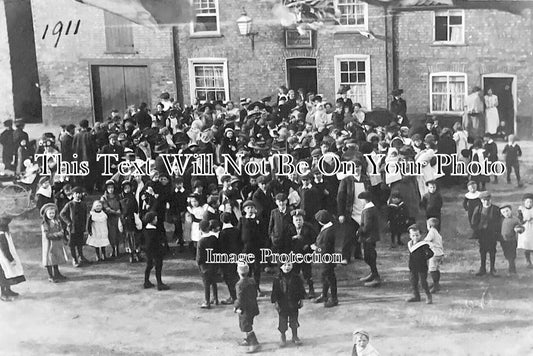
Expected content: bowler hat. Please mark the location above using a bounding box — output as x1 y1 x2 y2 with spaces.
391 89 404 96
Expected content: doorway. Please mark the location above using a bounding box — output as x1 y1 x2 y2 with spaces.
482 74 517 135
91 65 150 122
286 58 317 95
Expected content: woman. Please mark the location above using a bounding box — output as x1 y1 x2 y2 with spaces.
452 122 469 155
485 88 499 135
41 203 68 283
101 180 122 258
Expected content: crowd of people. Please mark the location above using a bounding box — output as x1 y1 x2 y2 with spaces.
0 84 531 354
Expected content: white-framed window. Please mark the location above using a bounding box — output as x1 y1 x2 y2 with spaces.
434 10 464 44
335 0 368 28
334 55 371 109
191 0 220 35
430 72 467 113
188 58 229 102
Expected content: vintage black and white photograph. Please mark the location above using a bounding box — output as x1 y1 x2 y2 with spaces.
0 0 532 355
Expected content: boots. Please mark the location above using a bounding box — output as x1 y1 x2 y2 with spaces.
291 327 302 345
426 292 433 304
430 271 440 293
53 266 66 281
314 294 326 304
489 253 499 277
247 332 260 353
280 332 287 347
95 248 101 262
307 280 315 299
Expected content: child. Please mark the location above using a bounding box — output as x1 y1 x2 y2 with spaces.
0 216 25 302
142 211 170 291
503 134 522 187
35 176 54 210
351 330 381 356
60 186 89 267
312 210 338 308
289 209 317 298
271 262 305 347
119 180 141 263
197 219 218 308
357 191 381 287
386 192 409 247
419 180 443 231
234 262 260 353
483 133 499 184
219 212 242 305
101 180 122 258
463 180 481 239
40 203 68 282
239 200 263 294
269 192 292 255
86 200 110 262
406 224 434 304
424 218 444 293
187 194 207 254
170 176 188 249
500 205 520 274
517 193 533 268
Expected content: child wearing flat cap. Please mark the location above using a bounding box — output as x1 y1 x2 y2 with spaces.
312 209 338 307
234 262 261 353
500 205 520 275
352 330 380 356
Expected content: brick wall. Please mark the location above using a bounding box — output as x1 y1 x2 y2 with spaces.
31 0 176 127
175 1 388 109
0 4 14 122
395 8 533 134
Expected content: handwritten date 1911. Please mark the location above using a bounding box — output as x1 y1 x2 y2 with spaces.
42 20 81 48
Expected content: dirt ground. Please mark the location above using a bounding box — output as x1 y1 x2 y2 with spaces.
2 142 533 356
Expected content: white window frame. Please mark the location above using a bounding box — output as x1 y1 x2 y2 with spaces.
429 72 468 114
334 0 368 30
190 0 220 37
188 58 230 103
334 54 372 110
433 10 465 44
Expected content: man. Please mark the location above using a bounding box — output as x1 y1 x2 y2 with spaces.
470 191 502 276
337 159 371 264
465 86 485 138
60 124 75 162
72 120 96 193
0 120 14 170
357 191 381 287
390 89 409 127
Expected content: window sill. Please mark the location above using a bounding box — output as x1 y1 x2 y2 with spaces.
104 50 137 55
333 26 369 34
189 32 223 39
431 42 467 47
429 112 465 116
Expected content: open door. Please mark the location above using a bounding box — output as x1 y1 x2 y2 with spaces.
482 75 516 135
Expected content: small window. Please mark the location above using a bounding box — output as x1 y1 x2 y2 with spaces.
430 72 467 113
189 59 229 102
104 11 134 53
336 0 367 27
434 10 464 44
335 55 371 109
192 0 219 35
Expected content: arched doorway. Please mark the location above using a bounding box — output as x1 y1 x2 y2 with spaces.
286 58 317 94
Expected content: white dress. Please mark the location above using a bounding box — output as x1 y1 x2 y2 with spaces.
518 206 533 250
485 94 499 134
188 205 206 242
86 211 110 248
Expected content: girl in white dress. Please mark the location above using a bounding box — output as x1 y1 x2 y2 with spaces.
86 200 110 262
517 193 533 268
187 194 207 250
485 88 500 134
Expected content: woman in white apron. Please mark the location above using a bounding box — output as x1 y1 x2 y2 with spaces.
484 88 500 135
0 216 25 302
517 193 533 268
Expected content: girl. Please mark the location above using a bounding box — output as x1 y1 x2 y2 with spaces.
101 180 122 258
41 203 68 282
86 200 110 262
35 176 54 210
187 194 207 255
517 193 533 268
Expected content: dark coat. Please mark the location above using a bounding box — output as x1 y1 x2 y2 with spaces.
420 192 443 217
269 208 293 253
219 226 242 255
470 204 502 244
408 241 434 272
288 222 317 254
271 273 306 313
316 224 336 255
463 195 481 226
235 277 260 316
357 204 380 243
298 185 323 222
60 133 74 162
239 217 262 254
119 193 138 232
337 175 371 218
196 234 218 266
59 200 87 234
143 225 165 258
387 202 409 233
390 97 408 124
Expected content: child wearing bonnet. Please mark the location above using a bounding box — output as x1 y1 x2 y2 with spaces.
352 330 380 356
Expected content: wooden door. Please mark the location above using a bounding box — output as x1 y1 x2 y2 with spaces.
91 65 149 122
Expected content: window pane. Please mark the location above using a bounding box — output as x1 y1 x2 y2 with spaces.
357 73 365 82
432 94 447 111
194 16 217 32
340 62 348 71
341 73 349 82
357 61 365 71
349 73 356 82
349 62 356 71
435 16 448 41
449 16 462 25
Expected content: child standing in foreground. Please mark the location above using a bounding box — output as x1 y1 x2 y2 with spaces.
142 211 169 291
407 224 434 304
463 180 481 239
41 203 68 282
420 180 443 231
424 218 444 293
517 193 533 268
234 262 260 353
86 200 110 262
197 219 218 309
500 205 520 275
386 192 409 247
271 262 305 347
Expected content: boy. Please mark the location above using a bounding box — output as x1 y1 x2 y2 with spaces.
289 209 317 298
239 200 263 294
357 191 381 287
424 218 444 292
483 133 499 184
234 262 260 353
420 180 443 231
269 193 293 255
386 192 409 247
502 134 522 187
170 176 188 250
271 262 306 347
219 212 242 304
197 219 218 308
500 205 520 275
120 180 140 263
406 224 434 304
312 210 338 308
142 211 170 291
463 180 481 239
59 186 89 267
